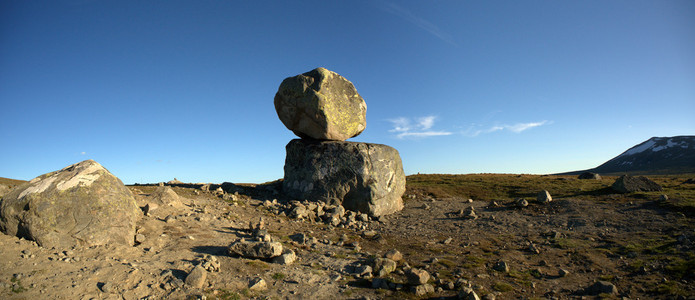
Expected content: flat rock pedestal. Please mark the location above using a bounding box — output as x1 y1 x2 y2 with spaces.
282 139 405 217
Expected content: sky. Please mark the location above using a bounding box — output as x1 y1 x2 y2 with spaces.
1 0 693 184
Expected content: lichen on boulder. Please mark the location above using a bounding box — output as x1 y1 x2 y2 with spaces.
0 160 140 248
274 67 367 141
282 139 405 216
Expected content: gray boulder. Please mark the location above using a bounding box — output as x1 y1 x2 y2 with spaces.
611 175 662 193
282 139 405 216
0 160 140 248
578 172 601 180
274 67 367 141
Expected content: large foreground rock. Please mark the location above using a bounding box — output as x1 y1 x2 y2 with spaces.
274 67 367 141
0 160 140 248
611 175 662 193
282 139 405 216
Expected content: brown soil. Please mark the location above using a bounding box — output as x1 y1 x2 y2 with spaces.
1 178 693 299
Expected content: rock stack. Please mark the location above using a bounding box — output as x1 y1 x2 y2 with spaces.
274 67 405 217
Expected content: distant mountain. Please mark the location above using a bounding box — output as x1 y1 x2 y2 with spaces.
568 136 695 175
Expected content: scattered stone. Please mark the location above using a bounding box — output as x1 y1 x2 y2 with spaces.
488 201 499 208
248 277 267 291
516 198 529 208
282 139 405 217
384 249 403 261
529 243 540 254
228 239 283 259
100 281 115 293
459 287 481 300
353 265 373 277
135 234 146 244
493 260 510 272
199 255 220 272
0 160 140 248
659 194 669 202
537 190 552 203
578 172 601 180
410 283 434 296
274 67 367 141
584 281 618 295
185 265 207 289
443 237 453 244
373 258 397 277
406 268 430 285
461 207 478 219
559 268 570 277
147 186 183 210
611 175 662 193
272 249 297 265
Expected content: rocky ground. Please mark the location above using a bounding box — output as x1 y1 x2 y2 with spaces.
1 175 694 299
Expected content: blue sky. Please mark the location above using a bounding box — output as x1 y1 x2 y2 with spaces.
1 0 693 184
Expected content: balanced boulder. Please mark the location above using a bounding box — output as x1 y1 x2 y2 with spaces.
283 139 405 216
611 175 662 193
274 67 367 141
0 160 140 248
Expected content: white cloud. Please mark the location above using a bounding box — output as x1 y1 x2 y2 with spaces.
80 151 86 155
389 115 452 139
379 2 457 46
464 120 551 137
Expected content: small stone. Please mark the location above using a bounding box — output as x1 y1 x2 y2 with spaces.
528 243 540 254
101 282 115 293
660 194 669 201
493 260 510 272
384 249 403 261
410 284 434 296
248 277 267 291
537 190 552 203
559 268 569 277
516 198 529 207
354 265 373 277
373 258 397 277
135 234 146 244
406 268 430 285
185 265 207 289
272 249 297 265
458 287 481 300
443 237 453 244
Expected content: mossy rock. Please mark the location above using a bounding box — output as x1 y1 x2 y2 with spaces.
274 67 367 141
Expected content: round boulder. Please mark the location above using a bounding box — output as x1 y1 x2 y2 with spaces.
0 160 140 248
274 67 367 141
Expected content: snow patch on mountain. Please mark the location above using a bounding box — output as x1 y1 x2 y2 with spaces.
618 137 691 158
622 139 657 156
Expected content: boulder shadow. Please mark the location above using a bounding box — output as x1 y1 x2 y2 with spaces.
191 245 228 256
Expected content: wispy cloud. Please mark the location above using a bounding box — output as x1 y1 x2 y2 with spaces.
389 115 453 139
464 120 551 137
379 2 457 46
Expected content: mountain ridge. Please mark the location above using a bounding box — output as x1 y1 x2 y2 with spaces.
562 135 695 175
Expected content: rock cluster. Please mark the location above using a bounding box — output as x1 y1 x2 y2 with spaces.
0 160 140 248
274 68 405 216
263 199 376 230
